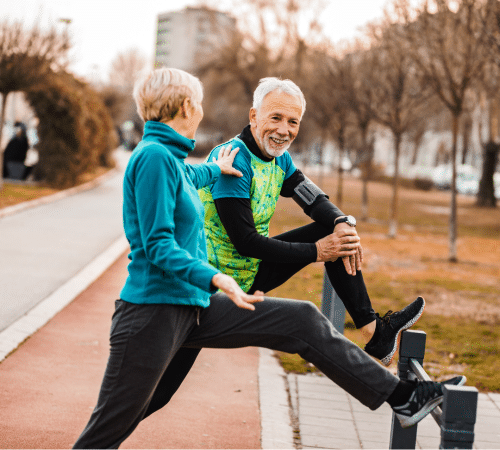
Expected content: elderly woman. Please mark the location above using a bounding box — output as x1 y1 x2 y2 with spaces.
73 69 465 448
73 68 263 448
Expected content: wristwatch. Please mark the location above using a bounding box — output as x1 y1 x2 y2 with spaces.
335 215 356 227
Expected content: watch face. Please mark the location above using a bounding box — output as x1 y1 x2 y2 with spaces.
347 215 356 226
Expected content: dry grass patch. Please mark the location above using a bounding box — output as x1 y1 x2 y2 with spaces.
0 166 111 210
269 174 500 392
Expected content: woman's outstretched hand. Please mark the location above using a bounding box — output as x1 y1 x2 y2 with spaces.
212 145 243 177
211 273 264 310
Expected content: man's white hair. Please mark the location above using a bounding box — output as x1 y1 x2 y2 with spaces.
252 77 306 119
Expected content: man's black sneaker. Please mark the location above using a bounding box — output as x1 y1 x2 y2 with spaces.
393 376 466 428
364 297 425 366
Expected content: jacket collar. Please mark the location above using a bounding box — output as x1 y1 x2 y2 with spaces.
142 121 195 159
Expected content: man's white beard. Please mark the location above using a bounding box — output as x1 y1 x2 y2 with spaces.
261 135 291 158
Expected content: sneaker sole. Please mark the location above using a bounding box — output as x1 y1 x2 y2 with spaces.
395 396 443 428
395 376 466 428
380 298 426 367
444 375 467 387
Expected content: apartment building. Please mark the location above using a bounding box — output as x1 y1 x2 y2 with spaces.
155 7 235 72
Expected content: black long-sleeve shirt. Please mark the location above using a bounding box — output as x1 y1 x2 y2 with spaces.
213 125 344 263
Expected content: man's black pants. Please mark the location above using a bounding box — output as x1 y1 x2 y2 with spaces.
249 221 377 329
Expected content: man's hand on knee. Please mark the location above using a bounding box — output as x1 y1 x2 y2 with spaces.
335 223 363 275
315 227 362 275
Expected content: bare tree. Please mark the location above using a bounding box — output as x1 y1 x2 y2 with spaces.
476 0 500 207
301 47 334 188
325 53 356 208
196 0 326 141
108 48 147 92
106 48 148 142
364 13 432 238
397 0 488 260
475 61 500 207
0 20 70 188
98 85 130 129
346 44 381 220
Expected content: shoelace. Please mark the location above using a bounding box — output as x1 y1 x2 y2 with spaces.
376 310 394 326
412 381 442 407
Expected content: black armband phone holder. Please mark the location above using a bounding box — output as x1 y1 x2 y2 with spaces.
293 177 327 209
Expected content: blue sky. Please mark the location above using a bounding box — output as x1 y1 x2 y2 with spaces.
3 0 391 82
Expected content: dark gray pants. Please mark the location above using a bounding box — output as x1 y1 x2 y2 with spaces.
73 294 398 449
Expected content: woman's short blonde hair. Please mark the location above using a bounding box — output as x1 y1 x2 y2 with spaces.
133 67 203 122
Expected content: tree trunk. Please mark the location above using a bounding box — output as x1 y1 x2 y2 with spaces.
411 141 419 166
476 141 499 207
360 135 374 221
411 128 425 166
0 92 10 190
361 176 369 220
461 115 472 165
449 113 459 262
336 128 345 209
476 97 499 208
388 132 401 238
318 133 326 189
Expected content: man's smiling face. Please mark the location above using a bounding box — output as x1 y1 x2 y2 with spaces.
249 90 302 159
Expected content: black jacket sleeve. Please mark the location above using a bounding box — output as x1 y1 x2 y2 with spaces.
213 197 317 263
281 169 345 229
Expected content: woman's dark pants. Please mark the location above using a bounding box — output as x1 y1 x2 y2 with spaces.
73 295 398 449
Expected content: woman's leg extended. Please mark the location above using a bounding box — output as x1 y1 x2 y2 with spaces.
184 294 398 411
248 222 377 329
143 347 201 419
73 301 198 449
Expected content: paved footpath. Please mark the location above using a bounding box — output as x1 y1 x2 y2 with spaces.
1 149 500 449
288 373 500 449
0 150 292 449
0 252 270 449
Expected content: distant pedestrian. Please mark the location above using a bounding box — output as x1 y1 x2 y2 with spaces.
72 68 465 449
2 122 30 179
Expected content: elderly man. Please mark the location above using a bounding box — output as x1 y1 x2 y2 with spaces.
199 77 424 367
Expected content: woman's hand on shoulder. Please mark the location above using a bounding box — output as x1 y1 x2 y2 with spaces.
211 273 264 310
212 145 243 177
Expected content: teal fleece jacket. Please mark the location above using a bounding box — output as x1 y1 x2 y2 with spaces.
120 121 221 307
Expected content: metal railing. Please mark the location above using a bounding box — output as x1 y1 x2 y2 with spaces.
390 329 478 449
321 271 345 334
321 273 479 449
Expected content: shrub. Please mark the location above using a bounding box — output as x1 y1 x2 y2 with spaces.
26 70 117 188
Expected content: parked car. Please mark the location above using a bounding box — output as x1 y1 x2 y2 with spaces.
432 164 452 190
432 164 480 195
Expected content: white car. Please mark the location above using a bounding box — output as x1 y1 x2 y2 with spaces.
432 164 480 195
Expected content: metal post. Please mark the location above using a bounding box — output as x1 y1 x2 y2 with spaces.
321 268 345 334
389 330 427 449
440 385 478 449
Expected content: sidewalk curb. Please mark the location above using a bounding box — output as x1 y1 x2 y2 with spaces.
0 235 129 362
0 167 118 219
259 348 295 449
